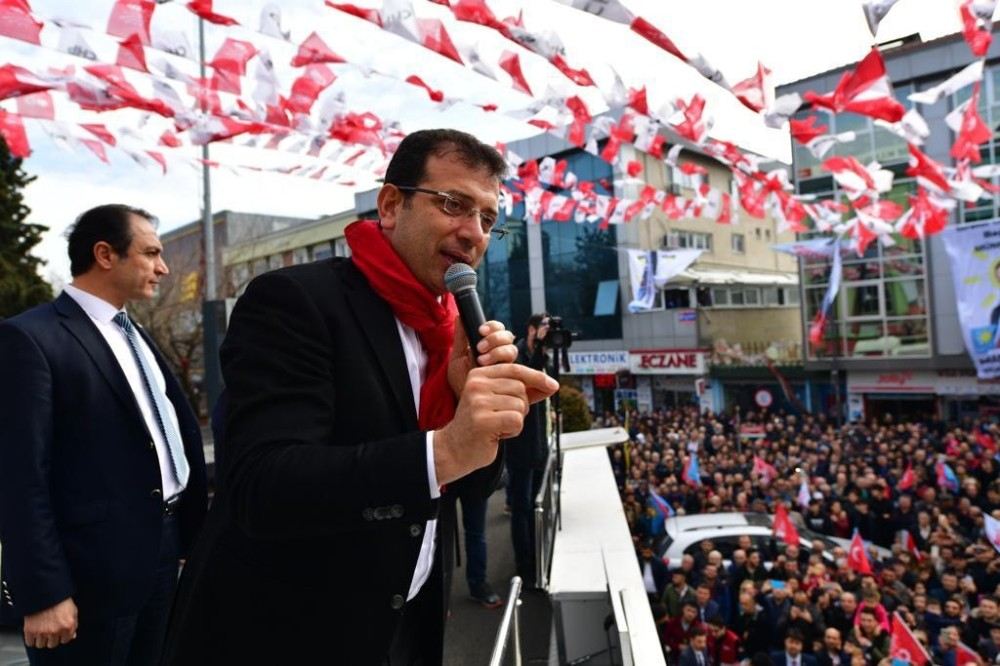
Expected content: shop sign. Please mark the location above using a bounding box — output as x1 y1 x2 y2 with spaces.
566 350 629 375
629 349 707 375
847 370 1000 395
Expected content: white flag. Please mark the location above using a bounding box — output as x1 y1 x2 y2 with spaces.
862 0 902 37
985 514 1000 554
627 250 656 312
908 60 984 106
549 0 635 24
653 249 702 288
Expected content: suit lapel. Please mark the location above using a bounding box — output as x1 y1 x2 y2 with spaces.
341 262 419 430
53 292 148 428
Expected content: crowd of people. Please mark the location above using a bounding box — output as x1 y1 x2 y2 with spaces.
603 405 1000 665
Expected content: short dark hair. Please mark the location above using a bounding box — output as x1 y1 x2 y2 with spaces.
859 607 878 619
66 204 155 276
786 628 805 643
383 128 506 193
527 312 549 330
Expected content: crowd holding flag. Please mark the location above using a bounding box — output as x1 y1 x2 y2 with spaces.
847 529 873 575
771 501 800 548
889 611 930 666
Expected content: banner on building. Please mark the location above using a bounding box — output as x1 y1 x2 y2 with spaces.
626 248 704 312
941 220 1000 379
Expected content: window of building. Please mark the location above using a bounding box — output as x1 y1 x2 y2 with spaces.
292 247 309 265
731 233 745 254
312 243 333 261
711 287 729 306
763 286 780 306
333 237 351 257
664 230 713 251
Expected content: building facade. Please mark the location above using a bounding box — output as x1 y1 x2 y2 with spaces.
778 29 1000 422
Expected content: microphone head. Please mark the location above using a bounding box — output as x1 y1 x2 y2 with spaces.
444 263 477 294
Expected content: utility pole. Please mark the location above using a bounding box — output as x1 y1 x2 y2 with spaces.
198 16 225 418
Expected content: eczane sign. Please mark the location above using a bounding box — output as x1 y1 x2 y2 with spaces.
629 349 708 375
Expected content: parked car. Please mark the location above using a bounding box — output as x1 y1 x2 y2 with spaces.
655 512 891 570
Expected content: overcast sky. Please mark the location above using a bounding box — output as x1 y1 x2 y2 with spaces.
0 0 965 285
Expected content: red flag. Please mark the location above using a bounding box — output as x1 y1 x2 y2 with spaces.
897 464 916 491
804 48 904 123
186 0 239 26
0 0 42 44
549 54 594 86
209 38 258 95
291 32 346 67
890 612 929 665
906 144 951 192
847 530 873 575
79 139 109 164
773 502 800 547
499 51 532 95
789 116 828 145
80 123 117 146
0 109 30 157
417 18 463 64
405 75 444 102
325 1 382 26
902 530 925 563
955 641 981 666
107 0 155 45
626 160 642 178
732 61 771 113
627 86 649 116
451 0 502 28
116 33 148 72
285 65 336 115
16 91 53 119
952 84 992 163
629 16 686 61
674 94 708 144
961 1 992 57
896 189 949 240
0 64 50 101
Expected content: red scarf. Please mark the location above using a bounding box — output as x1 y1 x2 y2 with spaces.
345 219 457 431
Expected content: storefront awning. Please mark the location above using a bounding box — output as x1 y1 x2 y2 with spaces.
668 267 799 286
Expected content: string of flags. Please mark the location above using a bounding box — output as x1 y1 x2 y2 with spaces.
0 0 998 349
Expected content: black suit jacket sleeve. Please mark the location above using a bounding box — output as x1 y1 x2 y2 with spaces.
220 269 438 540
0 322 74 615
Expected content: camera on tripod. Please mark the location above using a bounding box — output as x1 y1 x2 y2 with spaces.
540 316 573 351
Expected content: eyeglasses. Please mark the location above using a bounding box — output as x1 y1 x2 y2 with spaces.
393 185 507 239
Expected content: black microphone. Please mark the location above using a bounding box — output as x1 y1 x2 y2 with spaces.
444 263 486 360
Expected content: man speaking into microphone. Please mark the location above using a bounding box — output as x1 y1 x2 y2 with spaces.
162 129 558 666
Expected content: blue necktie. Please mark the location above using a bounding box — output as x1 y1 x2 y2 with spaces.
113 312 190 490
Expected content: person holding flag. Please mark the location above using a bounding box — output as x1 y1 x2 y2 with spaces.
890 611 931 666
847 529 874 576
682 452 702 488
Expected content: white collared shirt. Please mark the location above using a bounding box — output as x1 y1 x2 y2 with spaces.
64 285 187 499
394 318 441 601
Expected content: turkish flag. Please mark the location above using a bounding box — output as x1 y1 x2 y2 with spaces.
847 530 873 575
955 641 981 666
773 502 800 547
890 612 929 665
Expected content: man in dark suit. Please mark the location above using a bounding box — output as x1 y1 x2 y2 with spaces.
770 629 817 666
0 204 208 665
678 626 711 666
506 312 550 587
161 129 558 665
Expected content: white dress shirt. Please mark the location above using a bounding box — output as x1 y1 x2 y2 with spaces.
394 318 442 602
64 285 187 499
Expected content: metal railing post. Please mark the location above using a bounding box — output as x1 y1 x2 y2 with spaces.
488 576 524 666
